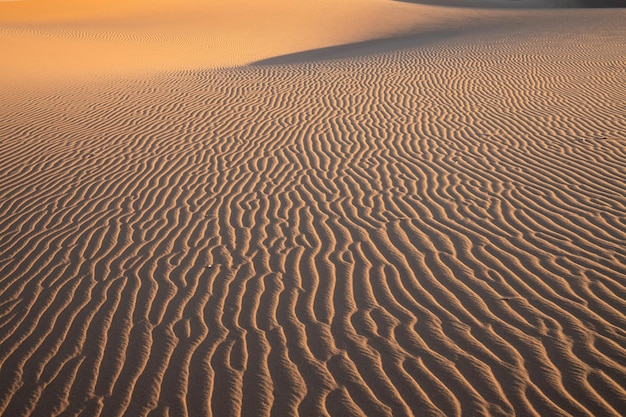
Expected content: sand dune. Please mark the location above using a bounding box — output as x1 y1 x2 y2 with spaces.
0 0 587 82
0 0 468 81
1 0 625 416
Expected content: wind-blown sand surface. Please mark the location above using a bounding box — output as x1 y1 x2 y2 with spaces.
1 0 625 416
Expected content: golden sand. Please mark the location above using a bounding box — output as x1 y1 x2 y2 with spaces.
1 0 625 416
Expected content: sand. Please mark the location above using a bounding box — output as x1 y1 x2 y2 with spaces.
1 0 625 416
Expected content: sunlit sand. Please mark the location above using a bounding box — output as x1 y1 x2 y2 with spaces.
1 0 625 416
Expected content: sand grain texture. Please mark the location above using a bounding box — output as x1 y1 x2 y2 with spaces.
1 1 625 416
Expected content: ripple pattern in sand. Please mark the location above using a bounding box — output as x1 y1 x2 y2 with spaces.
1 23 625 417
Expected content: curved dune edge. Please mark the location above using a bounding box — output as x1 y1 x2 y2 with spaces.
0 0 579 82
1 3 626 417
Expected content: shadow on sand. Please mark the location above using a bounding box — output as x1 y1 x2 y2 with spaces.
394 0 625 7
251 30 465 67
252 0 623 67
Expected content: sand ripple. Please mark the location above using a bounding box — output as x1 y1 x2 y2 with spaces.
1 13 625 417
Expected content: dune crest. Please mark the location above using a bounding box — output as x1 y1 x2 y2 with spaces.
0 0 570 81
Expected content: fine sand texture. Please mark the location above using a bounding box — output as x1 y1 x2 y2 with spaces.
1 1 625 416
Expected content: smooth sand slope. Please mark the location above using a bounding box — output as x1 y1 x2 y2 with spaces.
1 0 625 416
0 0 494 82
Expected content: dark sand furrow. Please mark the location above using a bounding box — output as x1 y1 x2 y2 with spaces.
326 351 393 416
26 356 85 417
98 319 153 417
322 229 482 414
268 221 334 399
383 220 491 329
65 279 126 399
209 339 244 417
386 168 624 342
586 370 626 414
324 386 367 417
279 256 340 417
0 276 87 414
468 276 624 412
240 330 273 417
264 327 307 416
292 211 341 362
128 266 209 415
444 144 625 226
486 173 625 250
404 356 464 416
334 340 415 417
476 239 620 338
328 241 416 416
369 341 450 417
508 190 625 254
